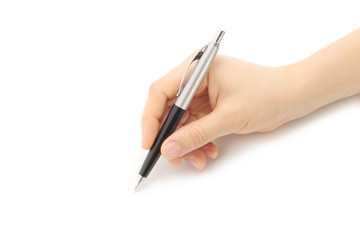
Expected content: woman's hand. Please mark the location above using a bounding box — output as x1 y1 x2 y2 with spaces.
141 28 360 170
141 54 306 169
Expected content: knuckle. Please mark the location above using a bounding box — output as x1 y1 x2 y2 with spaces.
148 82 159 95
186 124 208 148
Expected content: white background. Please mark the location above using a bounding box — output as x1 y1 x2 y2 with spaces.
0 0 359 239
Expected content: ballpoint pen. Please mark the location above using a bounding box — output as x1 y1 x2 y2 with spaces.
135 30 225 191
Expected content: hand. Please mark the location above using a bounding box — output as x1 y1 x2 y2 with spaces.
141 54 306 169
141 29 360 170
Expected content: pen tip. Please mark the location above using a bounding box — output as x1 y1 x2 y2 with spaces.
134 175 146 192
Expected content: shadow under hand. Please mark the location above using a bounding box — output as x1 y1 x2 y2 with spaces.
141 94 360 189
207 94 360 170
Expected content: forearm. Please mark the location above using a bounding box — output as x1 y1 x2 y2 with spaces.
295 28 360 115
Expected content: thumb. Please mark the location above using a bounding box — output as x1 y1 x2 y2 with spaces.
161 110 228 159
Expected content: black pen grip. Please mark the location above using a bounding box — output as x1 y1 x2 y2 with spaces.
139 104 185 178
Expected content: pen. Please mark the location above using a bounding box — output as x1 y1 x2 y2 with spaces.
135 30 225 190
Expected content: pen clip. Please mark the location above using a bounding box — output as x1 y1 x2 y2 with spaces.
176 45 208 97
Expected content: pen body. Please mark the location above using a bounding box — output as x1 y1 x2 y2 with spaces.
139 104 185 178
175 43 219 110
137 30 225 184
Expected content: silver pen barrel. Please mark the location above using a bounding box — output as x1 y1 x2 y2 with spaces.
175 30 225 110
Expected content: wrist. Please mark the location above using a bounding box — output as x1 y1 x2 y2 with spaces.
281 57 360 124
275 62 324 124
290 29 360 118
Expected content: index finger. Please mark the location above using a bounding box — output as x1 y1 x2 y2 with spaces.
141 55 192 149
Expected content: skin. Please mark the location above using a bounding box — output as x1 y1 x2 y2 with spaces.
141 28 360 169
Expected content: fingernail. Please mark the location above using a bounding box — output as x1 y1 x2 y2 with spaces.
169 159 180 168
169 160 176 167
187 158 198 169
204 149 217 159
163 142 181 159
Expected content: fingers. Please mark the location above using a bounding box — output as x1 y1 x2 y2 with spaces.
141 85 173 149
168 142 218 169
184 149 206 169
141 54 196 149
161 109 228 160
201 141 218 160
